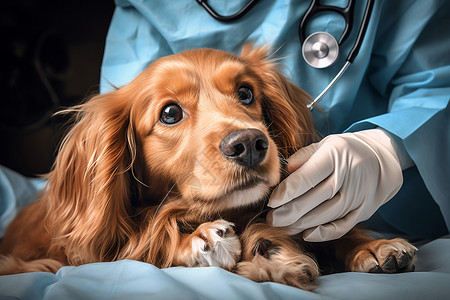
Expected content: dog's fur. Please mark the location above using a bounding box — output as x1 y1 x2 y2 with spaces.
0 45 416 289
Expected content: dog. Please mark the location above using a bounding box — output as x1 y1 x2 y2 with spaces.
0 45 417 290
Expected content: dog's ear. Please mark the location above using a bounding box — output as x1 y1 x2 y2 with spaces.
45 89 139 263
240 44 317 157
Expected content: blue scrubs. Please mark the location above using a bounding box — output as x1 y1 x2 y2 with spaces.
100 0 450 240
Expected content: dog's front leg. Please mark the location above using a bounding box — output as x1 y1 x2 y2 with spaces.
144 204 241 270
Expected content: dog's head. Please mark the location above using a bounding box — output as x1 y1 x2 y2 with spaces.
129 45 315 212
45 45 315 261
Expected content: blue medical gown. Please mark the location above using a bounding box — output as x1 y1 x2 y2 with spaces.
100 0 450 240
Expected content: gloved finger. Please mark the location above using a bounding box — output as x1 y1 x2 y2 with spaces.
302 204 364 242
268 145 335 208
279 192 349 231
285 142 321 173
267 173 339 227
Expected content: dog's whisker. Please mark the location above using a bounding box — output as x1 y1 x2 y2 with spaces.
153 171 194 219
153 181 180 219
131 169 149 188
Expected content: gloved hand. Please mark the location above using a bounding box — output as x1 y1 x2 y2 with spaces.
267 128 404 242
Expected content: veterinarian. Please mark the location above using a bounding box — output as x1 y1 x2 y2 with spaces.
100 0 450 242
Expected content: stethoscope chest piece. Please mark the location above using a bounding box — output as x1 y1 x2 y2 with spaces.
302 32 339 68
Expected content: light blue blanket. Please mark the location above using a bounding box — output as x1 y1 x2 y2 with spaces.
1 166 449 300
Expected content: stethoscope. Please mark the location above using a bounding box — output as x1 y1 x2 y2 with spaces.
196 0 375 110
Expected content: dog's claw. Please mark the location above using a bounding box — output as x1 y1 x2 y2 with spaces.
369 265 384 273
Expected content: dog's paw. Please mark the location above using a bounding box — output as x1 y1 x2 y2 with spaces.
236 239 318 290
186 220 241 270
349 238 417 273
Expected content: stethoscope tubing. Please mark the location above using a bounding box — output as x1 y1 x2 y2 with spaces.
195 0 259 22
308 0 374 110
347 0 374 63
307 61 350 110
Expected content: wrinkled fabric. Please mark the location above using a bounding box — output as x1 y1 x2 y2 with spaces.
0 166 45 237
100 0 450 239
0 237 449 300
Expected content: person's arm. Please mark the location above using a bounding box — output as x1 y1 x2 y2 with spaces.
267 0 450 241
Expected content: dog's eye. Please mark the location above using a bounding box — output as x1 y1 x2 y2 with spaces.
160 103 183 125
238 86 254 105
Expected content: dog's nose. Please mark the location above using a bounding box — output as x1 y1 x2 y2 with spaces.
220 129 268 167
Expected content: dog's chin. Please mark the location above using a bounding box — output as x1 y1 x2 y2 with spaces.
221 182 270 210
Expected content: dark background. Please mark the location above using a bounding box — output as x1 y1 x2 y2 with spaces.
0 0 115 177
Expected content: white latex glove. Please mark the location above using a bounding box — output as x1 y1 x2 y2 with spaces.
267 128 403 242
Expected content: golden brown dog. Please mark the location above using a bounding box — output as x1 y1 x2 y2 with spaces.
0 45 416 289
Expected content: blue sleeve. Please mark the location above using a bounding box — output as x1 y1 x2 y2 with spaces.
346 0 450 236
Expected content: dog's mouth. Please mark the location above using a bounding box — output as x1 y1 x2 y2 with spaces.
190 172 271 209
210 174 271 209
